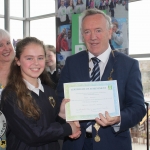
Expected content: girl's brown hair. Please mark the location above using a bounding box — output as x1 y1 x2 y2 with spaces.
45 45 56 54
5 37 55 120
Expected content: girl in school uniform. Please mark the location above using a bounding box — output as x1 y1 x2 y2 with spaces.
66 0 75 23
57 0 67 22
1 37 80 150
45 45 58 87
74 0 85 14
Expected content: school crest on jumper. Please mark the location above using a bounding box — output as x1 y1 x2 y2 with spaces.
49 97 56 108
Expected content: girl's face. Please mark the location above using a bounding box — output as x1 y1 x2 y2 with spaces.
46 50 56 68
16 43 46 83
70 0 73 6
61 0 65 6
78 0 81 4
112 24 117 32
0 38 15 63
64 34 67 40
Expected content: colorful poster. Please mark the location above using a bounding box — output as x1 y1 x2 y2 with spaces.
56 0 87 74
56 24 72 75
72 1 128 55
72 14 86 54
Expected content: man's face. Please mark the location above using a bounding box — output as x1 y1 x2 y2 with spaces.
68 30 71 39
62 28 66 34
82 14 112 56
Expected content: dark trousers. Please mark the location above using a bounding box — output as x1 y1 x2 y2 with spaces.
83 138 93 150
111 9 114 17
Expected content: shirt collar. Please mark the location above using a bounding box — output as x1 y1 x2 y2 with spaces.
88 45 111 63
46 67 56 74
23 78 44 96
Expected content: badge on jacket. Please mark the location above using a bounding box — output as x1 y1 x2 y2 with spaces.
49 97 56 108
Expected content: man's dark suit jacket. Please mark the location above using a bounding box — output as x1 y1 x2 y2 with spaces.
57 50 146 150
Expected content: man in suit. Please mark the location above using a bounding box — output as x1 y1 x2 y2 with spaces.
57 8 146 150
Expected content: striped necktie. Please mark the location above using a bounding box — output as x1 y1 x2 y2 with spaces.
86 57 101 130
91 57 101 81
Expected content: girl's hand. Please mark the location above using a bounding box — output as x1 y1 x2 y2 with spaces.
58 99 70 119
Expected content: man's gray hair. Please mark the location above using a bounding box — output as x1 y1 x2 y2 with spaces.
81 8 113 29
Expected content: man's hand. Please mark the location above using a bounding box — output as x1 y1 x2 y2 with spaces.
68 121 81 139
95 111 121 126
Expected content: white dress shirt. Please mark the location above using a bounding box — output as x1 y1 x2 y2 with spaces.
23 78 44 96
46 67 56 75
89 45 111 79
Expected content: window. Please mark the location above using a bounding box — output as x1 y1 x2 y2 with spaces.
129 0 150 54
30 0 55 17
0 0 4 15
10 19 23 41
0 18 4 29
10 0 23 17
30 17 56 46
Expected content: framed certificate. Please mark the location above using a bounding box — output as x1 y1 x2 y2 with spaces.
64 80 120 121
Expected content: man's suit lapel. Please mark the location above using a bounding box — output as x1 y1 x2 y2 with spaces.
101 50 117 81
80 51 90 81
91 50 118 142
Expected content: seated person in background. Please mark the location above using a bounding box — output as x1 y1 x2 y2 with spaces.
45 45 59 88
111 21 123 49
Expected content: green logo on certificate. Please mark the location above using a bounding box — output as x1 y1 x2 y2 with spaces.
108 85 112 90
